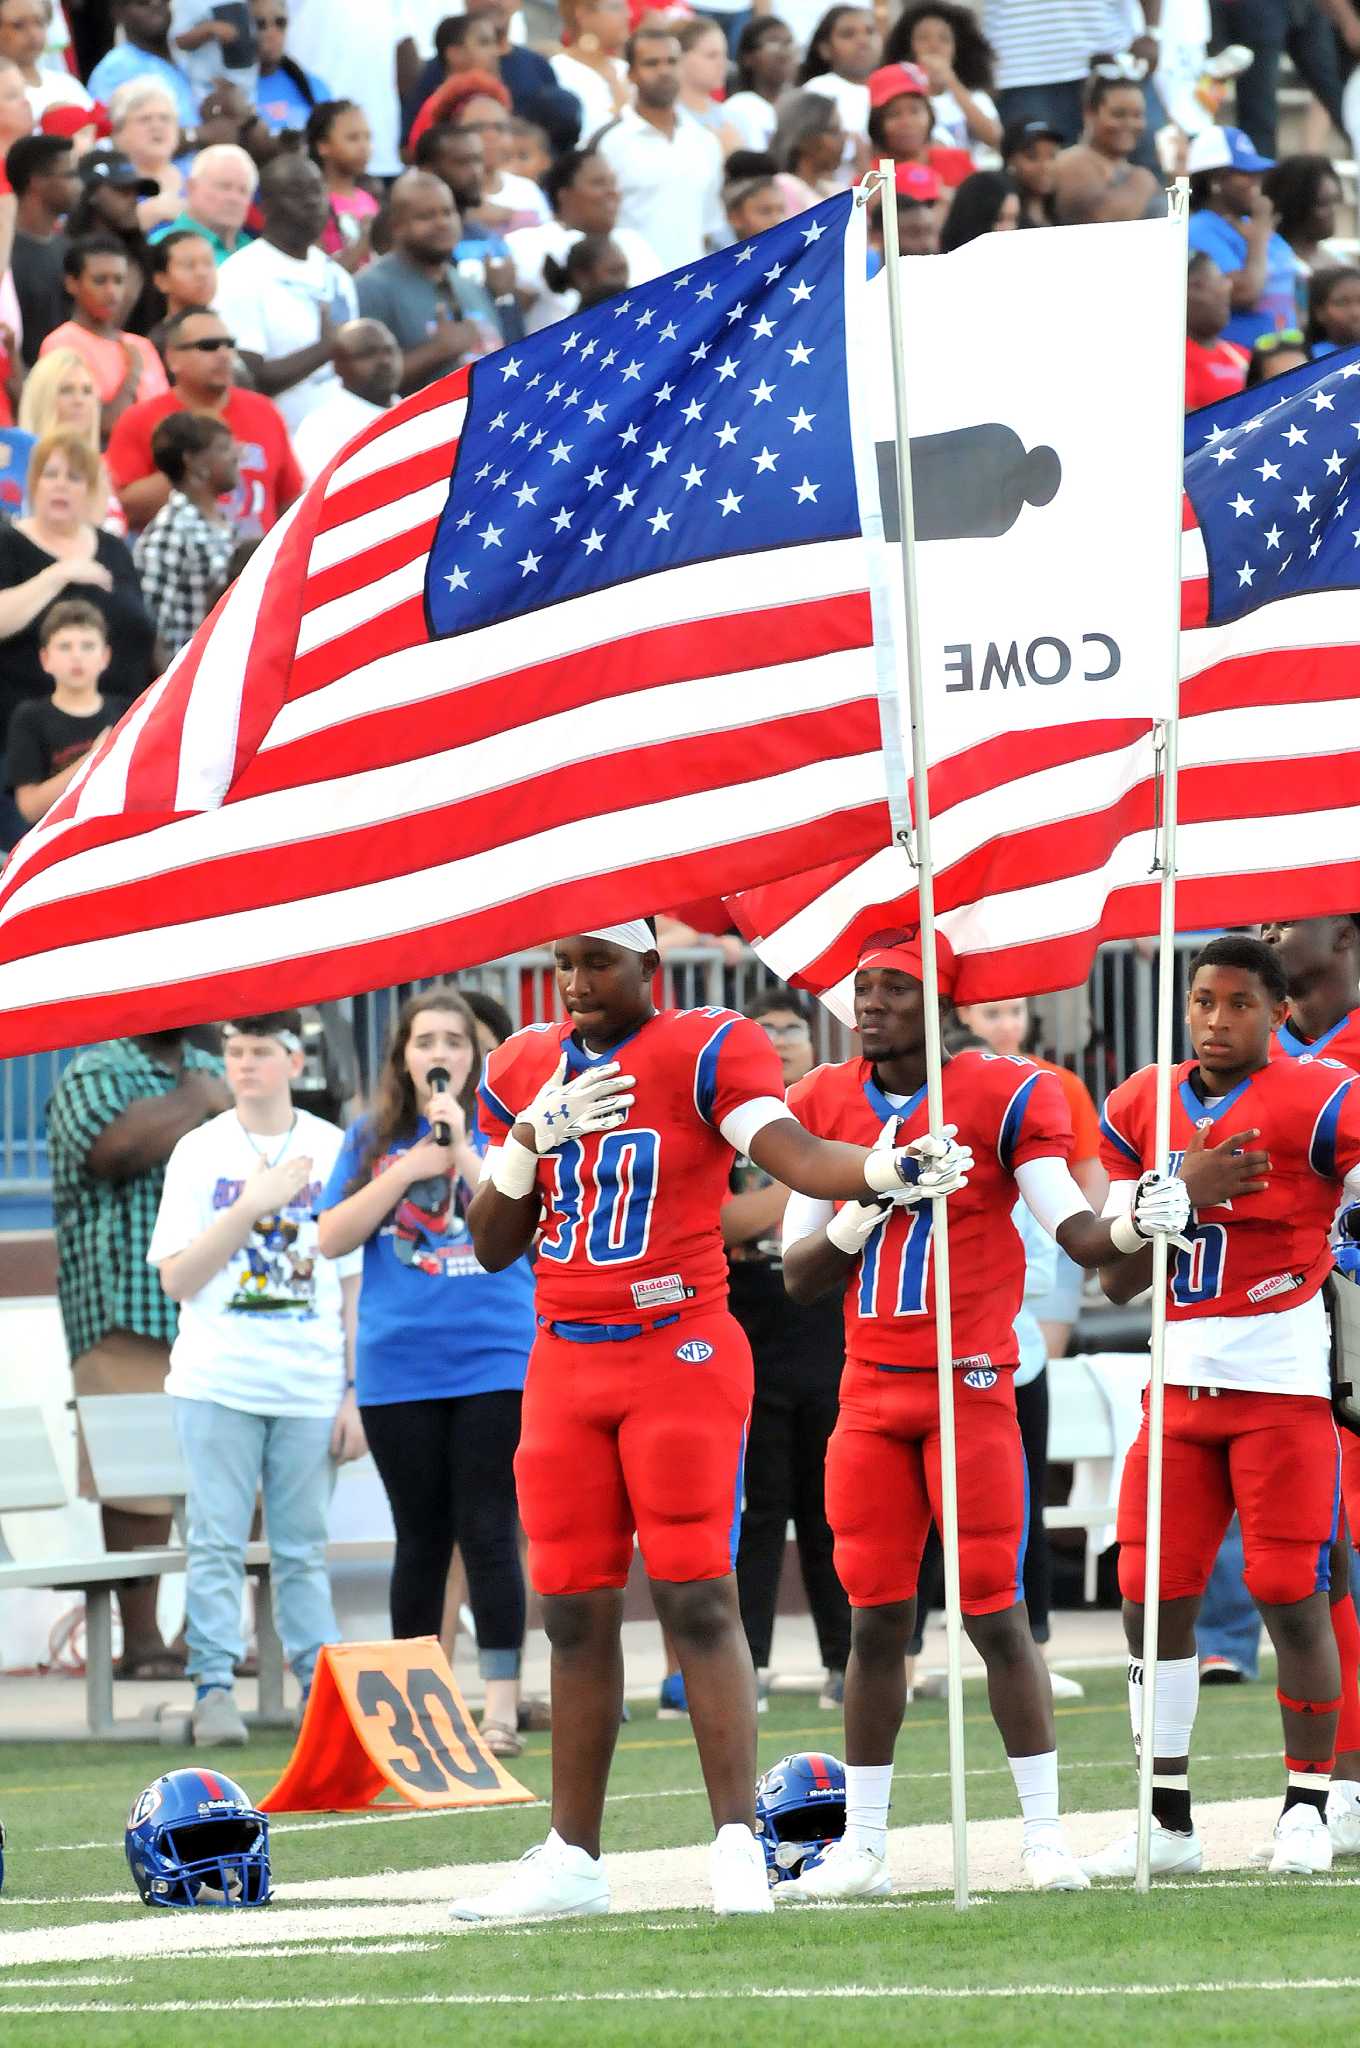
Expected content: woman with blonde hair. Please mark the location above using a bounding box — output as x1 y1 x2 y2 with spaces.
108 76 184 233
16 347 123 528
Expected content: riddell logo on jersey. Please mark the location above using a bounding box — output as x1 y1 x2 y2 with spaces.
632 1275 687 1308
676 1339 715 1363
1247 1273 1301 1304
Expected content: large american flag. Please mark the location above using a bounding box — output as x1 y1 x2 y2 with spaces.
728 341 1360 1014
0 194 891 1057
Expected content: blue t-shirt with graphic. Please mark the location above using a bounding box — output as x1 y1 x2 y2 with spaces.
1187 209 1300 346
318 1115 534 1405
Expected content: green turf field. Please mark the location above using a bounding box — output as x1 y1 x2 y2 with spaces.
3 1666 1359 2046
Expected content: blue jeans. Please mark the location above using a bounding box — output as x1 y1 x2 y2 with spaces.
1196 1516 1262 1676
173 1397 339 1692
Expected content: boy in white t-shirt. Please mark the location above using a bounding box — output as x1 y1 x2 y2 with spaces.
148 1009 364 1749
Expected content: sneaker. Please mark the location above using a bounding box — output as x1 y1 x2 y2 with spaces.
775 1836 892 1903
1199 1655 1249 1685
1048 1671 1086 1701
191 1687 248 1749
1327 1782 1360 1858
819 1669 845 1710
449 1833 609 1924
1080 1821 1203 1880
1022 1839 1091 1892
657 1672 688 1719
1268 1803 1332 1876
756 1670 770 1716
710 1823 773 1916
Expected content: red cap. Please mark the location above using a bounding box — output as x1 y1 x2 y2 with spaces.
856 925 958 996
40 100 111 139
868 61 929 111
895 161 941 202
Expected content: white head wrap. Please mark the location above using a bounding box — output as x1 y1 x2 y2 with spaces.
580 922 656 954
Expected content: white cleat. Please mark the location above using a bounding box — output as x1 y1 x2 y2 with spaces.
1048 1670 1086 1701
1022 1839 1091 1892
448 1832 610 1924
775 1837 892 1904
710 1823 774 1915
1080 1821 1203 1881
1268 1803 1332 1876
1327 1783 1360 1858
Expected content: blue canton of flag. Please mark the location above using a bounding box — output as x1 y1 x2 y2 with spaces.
1184 341 1360 627
425 193 859 638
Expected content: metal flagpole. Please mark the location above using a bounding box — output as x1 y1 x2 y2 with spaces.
877 158 969 1912
1135 176 1191 1894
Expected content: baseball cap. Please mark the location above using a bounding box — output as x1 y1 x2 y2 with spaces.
77 145 159 198
856 926 958 997
1185 124 1274 176
867 61 930 111
1001 116 1064 156
895 161 941 203
39 100 112 140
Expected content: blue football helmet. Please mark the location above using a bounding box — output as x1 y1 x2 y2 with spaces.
755 1751 846 1888
125 1770 271 1909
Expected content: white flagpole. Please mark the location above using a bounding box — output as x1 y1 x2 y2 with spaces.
877 159 969 1912
1135 177 1191 1894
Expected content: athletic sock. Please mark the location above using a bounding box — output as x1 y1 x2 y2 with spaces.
1127 1654 1199 1834
1331 1591 1360 1756
1008 1749 1061 1848
1283 1766 1331 1819
1151 1775 1192 1833
843 1763 892 1855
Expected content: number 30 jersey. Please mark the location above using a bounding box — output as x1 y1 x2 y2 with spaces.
786 1049 1074 1371
477 1009 786 1324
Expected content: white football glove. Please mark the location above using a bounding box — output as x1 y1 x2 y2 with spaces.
827 1198 891 1255
862 1119 974 1206
1110 1170 1193 1255
522 1053 635 1154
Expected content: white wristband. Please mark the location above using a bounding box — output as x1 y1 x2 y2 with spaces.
863 1149 907 1198
1110 1211 1146 1256
491 1134 539 1200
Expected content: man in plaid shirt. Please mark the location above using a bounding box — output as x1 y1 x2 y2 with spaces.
47 1032 229 1679
133 413 241 661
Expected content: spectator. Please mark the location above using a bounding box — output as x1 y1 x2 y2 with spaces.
283 0 416 181
1244 325 1309 384
133 411 238 658
552 0 631 145
724 164 788 240
939 167 1020 247
980 0 1158 150
1186 125 1297 346
409 74 547 232
507 115 551 183
412 124 522 341
8 130 77 365
1227 0 1346 160
106 305 302 533
887 2 1002 163
1264 152 1345 294
148 1010 361 1750
169 0 258 101
147 224 216 350
0 49 32 173
88 0 199 133
866 158 944 265
316 987 535 1758
677 19 743 159
213 152 357 434
403 0 580 156
1307 264 1360 356
15 348 117 523
305 99 378 270
1051 69 1163 226
541 228 627 309
1001 113 1060 226
1 0 92 120
108 76 186 233
1184 249 1249 406
596 25 724 270
505 145 659 333
799 5 882 147
6 598 130 826
292 314 398 480
723 19 797 154
41 233 170 435
356 169 499 395
67 147 164 338
0 433 153 773
771 89 846 213
252 0 328 133
730 988 851 1713
45 1026 230 1682
866 61 972 193
1008 1195 1070 1679
150 141 257 260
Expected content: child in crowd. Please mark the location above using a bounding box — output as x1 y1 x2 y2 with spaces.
508 118 551 188
148 1009 364 1750
148 229 218 356
133 412 239 659
1307 265 1360 357
6 598 129 825
723 165 788 240
1185 250 1249 407
541 231 627 310
307 99 380 271
40 234 168 438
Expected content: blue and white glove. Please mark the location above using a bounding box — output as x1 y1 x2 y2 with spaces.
1110 1170 1192 1255
862 1120 973 1206
491 1053 635 1199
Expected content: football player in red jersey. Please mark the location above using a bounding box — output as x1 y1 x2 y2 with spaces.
449 920 974 1924
1262 913 1360 1857
766 931 1226 1903
1087 933 1360 1882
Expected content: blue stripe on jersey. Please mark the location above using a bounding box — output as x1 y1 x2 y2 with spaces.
862 1074 926 1126
1278 1012 1354 1059
478 1073 515 1131
857 1221 883 1316
728 1422 748 1570
563 1022 647 1077
997 1074 1039 1173
1177 1073 1253 1127
1099 1109 1141 1166
694 1019 736 1126
1309 1080 1353 1178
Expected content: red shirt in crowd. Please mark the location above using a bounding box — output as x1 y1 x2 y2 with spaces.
105 385 303 534
1185 335 1249 413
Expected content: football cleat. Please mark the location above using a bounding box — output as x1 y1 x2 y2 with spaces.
774 1837 892 1903
1080 1821 1202 1881
1022 1838 1091 1892
710 1824 774 1915
1268 1803 1332 1876
125 1769 270 1908
1327 1782 1360 1857
1048 1671 1086 1701
448 1833 609 1924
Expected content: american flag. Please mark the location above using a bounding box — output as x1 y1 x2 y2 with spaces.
727 339 1360 1014
0 193 891 1057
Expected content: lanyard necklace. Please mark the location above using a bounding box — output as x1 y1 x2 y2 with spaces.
237 1111 298 1170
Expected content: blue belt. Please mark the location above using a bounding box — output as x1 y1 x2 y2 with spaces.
539 1313 682 1345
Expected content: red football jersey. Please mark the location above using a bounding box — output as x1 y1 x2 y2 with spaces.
786 1049 1074 1371
1274 1009 1360 1073
477 1008 786 1322
1099 1057 1360 1320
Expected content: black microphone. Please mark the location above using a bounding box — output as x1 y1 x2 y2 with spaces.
427 1066 452 1146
